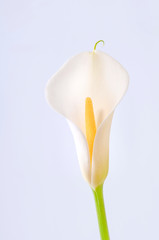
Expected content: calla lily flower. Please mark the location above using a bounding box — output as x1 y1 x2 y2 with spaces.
45 43 129 190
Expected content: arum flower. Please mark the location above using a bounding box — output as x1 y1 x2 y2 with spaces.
45 41 129 189
45 40 129 240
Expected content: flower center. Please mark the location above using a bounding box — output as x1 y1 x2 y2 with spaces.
85 97 96 167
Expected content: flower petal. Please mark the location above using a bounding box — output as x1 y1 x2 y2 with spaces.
67 120 91 184
45 51 129 133
91 112 114 189
45 52 93 133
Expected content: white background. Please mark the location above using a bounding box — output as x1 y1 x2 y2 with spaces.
1 0 159 239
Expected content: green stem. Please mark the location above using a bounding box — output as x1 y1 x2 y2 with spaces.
92 185 110 240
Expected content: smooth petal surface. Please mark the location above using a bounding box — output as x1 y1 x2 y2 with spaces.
45 50 129 188
67 120 91 184
45 51 129 132
91 112 114 189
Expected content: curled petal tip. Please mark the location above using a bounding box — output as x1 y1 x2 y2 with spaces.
93 40 105 51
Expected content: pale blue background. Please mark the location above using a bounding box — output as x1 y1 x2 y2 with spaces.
1 0 159 239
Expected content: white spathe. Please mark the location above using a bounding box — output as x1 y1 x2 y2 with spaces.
45 50 129 189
